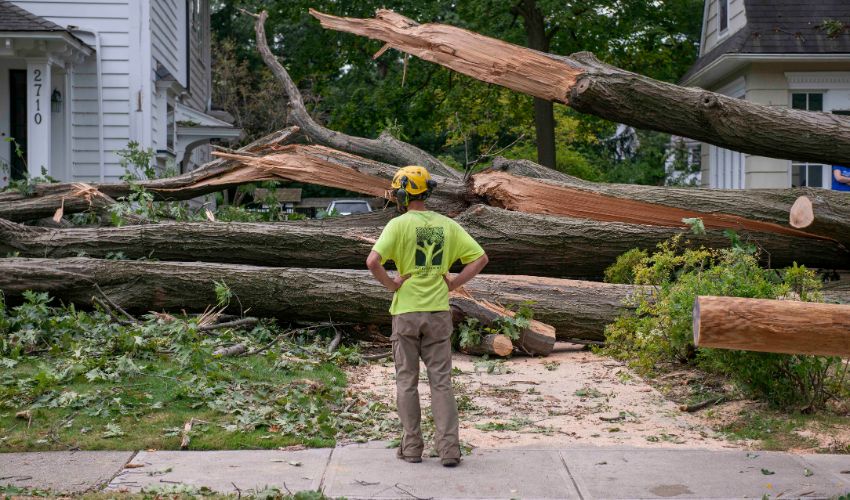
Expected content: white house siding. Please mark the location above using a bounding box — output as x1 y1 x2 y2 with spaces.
12 0 133 182
744 62 850 189
150 0 185 86
185 0 210 112
701 75 746 188
701 0 747 56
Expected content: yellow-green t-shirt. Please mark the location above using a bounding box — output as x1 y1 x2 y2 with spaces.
372 210 485 315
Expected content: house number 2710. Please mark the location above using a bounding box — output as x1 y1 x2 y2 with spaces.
33 69 43 125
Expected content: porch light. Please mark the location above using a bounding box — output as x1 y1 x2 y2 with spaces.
51 89 62 113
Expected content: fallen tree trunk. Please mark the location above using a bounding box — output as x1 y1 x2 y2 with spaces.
4 204 845 277
693 296 850 358
311 9 850 168
0 128 301 222
463 275 636 341
0 258 630 341
789 194 850 248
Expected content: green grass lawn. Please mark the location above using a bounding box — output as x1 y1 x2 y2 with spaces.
1 357 346 451
0 292 397 452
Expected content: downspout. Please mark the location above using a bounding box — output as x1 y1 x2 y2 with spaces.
70 28 104 182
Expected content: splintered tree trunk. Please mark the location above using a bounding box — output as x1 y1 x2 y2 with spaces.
3 203 846 278
694 296 850 358
0 128 302 222
310 9 850 167
0 258 629 341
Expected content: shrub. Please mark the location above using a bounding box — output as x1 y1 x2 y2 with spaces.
603 248 648 284
602 234 846 410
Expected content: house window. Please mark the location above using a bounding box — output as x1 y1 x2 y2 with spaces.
792 92 823 112
718 0 729 33
791 92 827 187
166 103 175 152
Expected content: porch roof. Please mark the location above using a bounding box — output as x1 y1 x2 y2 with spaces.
0 1 92 60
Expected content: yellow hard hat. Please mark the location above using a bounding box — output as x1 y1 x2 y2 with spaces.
392 165 432 196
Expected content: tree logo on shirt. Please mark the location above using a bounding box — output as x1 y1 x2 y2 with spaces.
416 226 444 271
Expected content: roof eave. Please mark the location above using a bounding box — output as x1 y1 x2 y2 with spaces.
0 30 93 57
682 53 850 89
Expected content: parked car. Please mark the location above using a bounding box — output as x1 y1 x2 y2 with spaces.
325 199 373 216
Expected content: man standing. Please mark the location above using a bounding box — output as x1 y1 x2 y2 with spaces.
832 164 850 192
366 165 488 467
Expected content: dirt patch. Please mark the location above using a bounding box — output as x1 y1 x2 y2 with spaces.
348 344 745 450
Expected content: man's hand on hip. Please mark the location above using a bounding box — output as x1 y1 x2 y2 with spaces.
443 274 458 292
390 274 410 291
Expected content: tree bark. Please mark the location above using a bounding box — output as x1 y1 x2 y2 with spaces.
693 296 850 358
310 9 850 168
463 274 637 341
0 128 302 222
511 0 556 168
3 204 846 277
248 10 459 180
0 258 629 341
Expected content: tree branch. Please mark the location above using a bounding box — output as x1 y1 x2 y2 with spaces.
247 10 460 179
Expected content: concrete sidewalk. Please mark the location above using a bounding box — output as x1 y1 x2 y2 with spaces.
2 443 849 498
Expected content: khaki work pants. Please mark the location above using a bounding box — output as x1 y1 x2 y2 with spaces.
391 311 460 460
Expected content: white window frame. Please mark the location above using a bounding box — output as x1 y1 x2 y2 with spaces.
708 77 745 189
789 90 829 189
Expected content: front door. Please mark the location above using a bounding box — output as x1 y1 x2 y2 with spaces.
9 69 27 181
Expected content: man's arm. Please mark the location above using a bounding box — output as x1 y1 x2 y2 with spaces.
366 250 409 291
443 253 489 292
834 169 850 184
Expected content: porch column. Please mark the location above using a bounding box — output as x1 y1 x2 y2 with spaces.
26 59 52 178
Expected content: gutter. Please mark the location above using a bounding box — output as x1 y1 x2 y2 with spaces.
683 53 850 88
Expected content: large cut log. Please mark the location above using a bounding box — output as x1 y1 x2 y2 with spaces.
248 10 459 180
0 128 301 222
0 258 631 341
4 204 845 278
693 296 850 358
311 9 850 168
789 194 850 247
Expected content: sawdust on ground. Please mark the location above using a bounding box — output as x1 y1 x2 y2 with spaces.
347 343 748 451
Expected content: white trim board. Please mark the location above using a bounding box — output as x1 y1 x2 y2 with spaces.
785 72 850 90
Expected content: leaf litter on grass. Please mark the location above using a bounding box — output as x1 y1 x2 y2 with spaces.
0 291 399 451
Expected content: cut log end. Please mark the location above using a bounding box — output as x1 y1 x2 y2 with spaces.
789 195 815 229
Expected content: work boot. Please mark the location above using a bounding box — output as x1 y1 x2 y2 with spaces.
396 447 422 463
440 457 460 467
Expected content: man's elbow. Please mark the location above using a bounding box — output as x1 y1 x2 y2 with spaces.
478 253 489 268
366 252 381 270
